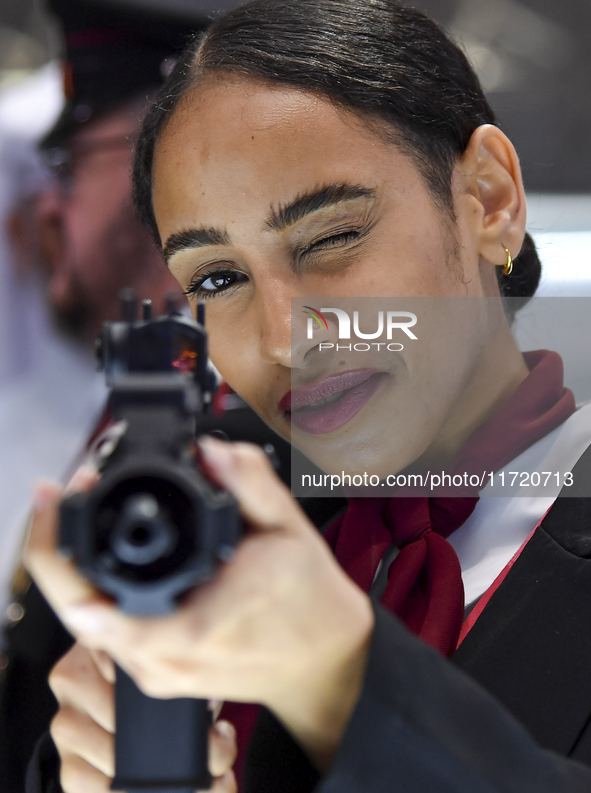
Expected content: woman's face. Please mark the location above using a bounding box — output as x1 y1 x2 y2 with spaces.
153 75 514 476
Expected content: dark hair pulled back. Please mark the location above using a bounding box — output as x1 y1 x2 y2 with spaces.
133 0 540 302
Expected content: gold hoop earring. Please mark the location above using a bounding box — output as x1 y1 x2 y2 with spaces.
502 247 513 277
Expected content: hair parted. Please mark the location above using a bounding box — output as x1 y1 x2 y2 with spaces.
133 0 540 303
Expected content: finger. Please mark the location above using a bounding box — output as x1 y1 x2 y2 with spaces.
199 438 305 532
64 464 100 495
208 720 237 778
25 472 105 615
51 706 114 777
91 649 116 684
59 753 119 793
49 644 115 733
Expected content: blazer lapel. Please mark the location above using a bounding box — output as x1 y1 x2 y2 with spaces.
453 444 591 756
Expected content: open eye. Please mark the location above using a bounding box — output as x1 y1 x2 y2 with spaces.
185 270 248 299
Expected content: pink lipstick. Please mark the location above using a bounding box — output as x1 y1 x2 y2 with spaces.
280 368 387 434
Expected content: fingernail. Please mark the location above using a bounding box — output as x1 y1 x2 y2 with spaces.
33 482 60 511
199 437 235 475
65 465 98 494
214 720 235 740
61 604 111 635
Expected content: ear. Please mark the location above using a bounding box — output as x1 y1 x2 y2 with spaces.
456 124 526 265
34 189 70 301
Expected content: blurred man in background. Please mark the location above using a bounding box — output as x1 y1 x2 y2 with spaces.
0 2 211 789
35 0 191 343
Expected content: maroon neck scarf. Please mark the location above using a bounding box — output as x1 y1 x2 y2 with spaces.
324 350 576 657
222 351 575 789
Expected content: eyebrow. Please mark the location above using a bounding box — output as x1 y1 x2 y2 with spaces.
162 182 376 264
163 227 231 264
266 183 376 232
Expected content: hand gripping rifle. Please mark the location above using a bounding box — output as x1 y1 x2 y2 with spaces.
59 291 239 792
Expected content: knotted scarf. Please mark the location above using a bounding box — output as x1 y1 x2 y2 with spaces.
324 350 576 657
224 349 576 784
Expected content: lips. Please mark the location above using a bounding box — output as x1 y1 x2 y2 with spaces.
280 368 387 434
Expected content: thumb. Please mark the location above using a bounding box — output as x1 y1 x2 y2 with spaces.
198 438 304 534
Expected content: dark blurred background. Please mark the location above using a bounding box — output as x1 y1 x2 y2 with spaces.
419 0 591 195
0 0 588 402
0 0 589 193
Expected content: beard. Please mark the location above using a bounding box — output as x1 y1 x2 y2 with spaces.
53 269 98 341
53 200 168 344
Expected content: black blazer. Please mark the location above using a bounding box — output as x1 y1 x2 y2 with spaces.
244 445 591 791
16 445 591 792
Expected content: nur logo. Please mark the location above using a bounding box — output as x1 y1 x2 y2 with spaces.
303 306 418 352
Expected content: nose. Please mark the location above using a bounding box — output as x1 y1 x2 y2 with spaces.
293 303 338 368
257 288 336 369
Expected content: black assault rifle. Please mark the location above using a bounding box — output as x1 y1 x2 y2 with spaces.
59 291 240 792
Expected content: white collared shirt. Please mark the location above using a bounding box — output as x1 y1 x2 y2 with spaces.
449 402 591 606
